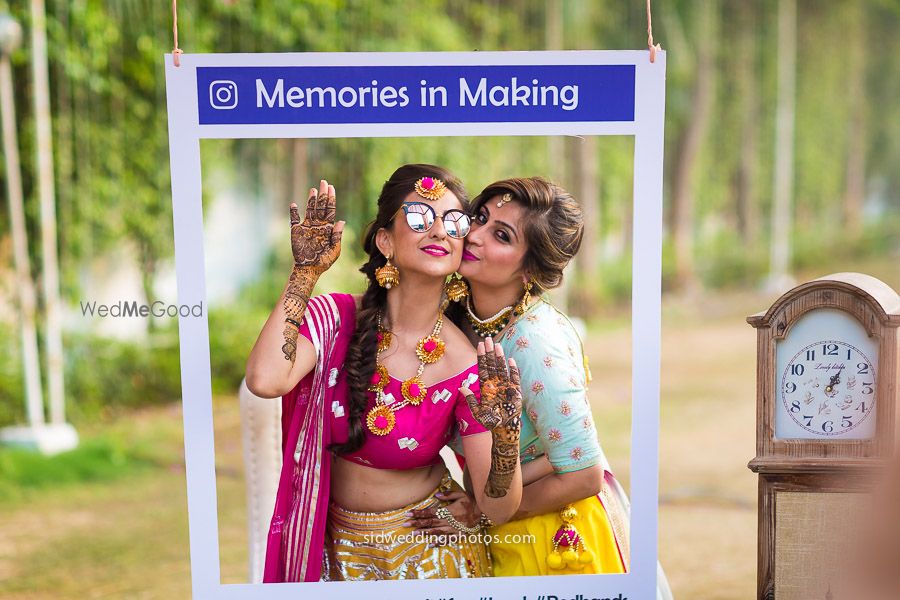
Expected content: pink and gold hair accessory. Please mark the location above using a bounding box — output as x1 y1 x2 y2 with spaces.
414 176 447 201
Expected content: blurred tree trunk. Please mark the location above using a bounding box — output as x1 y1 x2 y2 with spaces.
573 137 599 315
669 0 717 293
51 0 73 294
1 52 46 427
843 0 866 235
768 0 797 291
545 0 569 312
734 0 760 244
31 0 67 424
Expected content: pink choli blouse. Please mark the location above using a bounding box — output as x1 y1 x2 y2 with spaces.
298 299 487 471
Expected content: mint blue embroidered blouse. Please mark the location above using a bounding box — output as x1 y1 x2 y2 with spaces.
498 298 601 474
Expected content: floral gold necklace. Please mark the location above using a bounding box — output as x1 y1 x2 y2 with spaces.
366 311 445 436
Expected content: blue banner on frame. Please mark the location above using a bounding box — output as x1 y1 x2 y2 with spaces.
196 65 635 125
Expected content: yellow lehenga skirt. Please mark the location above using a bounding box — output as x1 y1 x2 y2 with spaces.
488 492 628 576
323 472 492 580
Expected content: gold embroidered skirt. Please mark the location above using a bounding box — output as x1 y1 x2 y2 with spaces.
322 472 492 580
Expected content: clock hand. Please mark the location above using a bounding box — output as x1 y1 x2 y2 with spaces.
825 372 841 393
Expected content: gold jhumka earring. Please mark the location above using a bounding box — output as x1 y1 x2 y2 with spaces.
375 256 400 289
445 273 469 303
513 279 534 316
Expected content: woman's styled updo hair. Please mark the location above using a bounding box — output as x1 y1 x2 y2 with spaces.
331 164 468 455
471 176 583 292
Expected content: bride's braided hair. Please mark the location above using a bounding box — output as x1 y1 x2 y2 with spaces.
330 164 468 455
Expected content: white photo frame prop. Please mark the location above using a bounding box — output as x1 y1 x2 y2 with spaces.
165 50 666 599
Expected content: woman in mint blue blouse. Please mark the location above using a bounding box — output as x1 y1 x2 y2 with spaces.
410 177 671 598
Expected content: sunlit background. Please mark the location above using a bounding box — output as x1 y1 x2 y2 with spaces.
1 2 899 599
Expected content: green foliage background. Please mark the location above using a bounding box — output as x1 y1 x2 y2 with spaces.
0 0 898 427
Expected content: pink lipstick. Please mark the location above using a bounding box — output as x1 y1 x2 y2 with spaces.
421 245 449 257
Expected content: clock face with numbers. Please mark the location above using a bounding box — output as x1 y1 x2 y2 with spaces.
774 308 879 440
781 340 876 436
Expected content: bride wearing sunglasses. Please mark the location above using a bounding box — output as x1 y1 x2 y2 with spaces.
246 164 524 582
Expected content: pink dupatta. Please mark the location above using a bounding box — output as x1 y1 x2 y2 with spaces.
263 293 356 583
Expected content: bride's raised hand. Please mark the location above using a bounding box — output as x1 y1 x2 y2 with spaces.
290 179 345 274
282 179 345 363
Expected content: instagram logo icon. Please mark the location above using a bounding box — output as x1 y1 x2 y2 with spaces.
209 80 238 109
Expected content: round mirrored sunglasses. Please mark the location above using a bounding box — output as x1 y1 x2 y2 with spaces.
397 201 471 239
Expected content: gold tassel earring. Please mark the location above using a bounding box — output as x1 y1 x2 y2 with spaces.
513 279 534 315
445 273 469 303
375 256 400 289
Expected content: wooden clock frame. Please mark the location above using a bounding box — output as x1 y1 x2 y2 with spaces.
747 272 900 600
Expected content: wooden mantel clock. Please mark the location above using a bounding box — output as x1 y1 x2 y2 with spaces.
747 272 900 600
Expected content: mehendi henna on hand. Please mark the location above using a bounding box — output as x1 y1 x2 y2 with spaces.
282 321 299 363
281 187 343 362
485 431 520 498
462 342 523 498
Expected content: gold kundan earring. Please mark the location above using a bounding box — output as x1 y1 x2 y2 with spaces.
445 273 469 302
513 278 534 316
375 256 400 289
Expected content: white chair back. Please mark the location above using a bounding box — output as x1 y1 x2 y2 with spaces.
238 378 282 583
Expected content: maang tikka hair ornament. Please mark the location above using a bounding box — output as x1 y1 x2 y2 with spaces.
497 192 513 208
414 176 447 201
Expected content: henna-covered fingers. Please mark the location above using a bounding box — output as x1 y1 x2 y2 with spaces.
503 358 523 430
331 221 344 246
493 342 507 379
484 337 500 379
476 341 490 381
311 180 325 217
304 187 318 221
412 516 443 529
507 356 521 388
323 184 337 223
412 495 481 541
461 384 500 430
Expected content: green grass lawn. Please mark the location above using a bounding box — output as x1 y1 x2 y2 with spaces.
2 259 897 599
